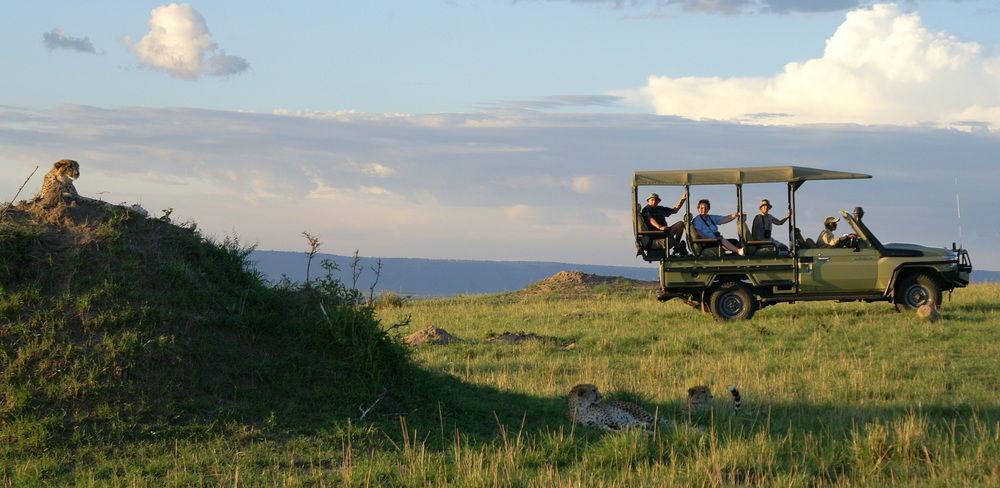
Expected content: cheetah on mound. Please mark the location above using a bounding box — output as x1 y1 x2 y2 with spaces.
34 159 80 206
566 383 671 433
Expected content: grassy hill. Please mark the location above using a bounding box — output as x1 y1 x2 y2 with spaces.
0 199 410 479
2 198 998 485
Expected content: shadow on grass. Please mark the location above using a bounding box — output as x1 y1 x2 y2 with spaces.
947 301 1000 314
255 363 1000 452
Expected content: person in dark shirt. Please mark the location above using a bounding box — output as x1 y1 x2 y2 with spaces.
750 198 790 252
640 191 688 254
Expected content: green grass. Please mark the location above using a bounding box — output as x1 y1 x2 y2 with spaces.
2 202 998 485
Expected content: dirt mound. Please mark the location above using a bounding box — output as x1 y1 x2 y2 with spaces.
8 198 150 246
487 331 545 343
405 326 459 346
518 270 656 296
2 196 409 443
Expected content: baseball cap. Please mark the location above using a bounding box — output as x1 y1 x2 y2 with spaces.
824 216 840 226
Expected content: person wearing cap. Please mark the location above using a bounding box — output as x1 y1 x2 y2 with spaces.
692 199 745 256
751 199 790 252
818 216 846 248
640 191 688 255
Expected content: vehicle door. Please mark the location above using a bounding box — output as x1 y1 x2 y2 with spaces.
797 244 879 293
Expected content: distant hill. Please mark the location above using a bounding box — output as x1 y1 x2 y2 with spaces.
251 250 1000 296
974 270 1000 283
250 250 658 296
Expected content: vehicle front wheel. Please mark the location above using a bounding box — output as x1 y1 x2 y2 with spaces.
894 273 942 312
708 282 758 321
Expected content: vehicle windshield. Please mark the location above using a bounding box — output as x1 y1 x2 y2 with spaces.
841 211 883 250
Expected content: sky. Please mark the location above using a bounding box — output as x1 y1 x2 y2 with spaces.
2 1 999 268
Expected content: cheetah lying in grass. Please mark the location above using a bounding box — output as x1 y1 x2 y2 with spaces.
567 383 743 433
682 384 742 414
566 384 671 433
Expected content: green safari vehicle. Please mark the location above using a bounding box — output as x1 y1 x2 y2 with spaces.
632 166 972 321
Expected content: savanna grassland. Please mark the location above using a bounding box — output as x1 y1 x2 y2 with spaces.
372 283 1000 486
2 198 998 486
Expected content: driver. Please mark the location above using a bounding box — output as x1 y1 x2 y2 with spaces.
818 216 854 248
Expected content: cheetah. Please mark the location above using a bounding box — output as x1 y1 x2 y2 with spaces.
682 384 742 414
566 383 670 433
34 159 80 205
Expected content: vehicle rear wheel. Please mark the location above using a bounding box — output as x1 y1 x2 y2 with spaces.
709 282 758 321
894 273 942 312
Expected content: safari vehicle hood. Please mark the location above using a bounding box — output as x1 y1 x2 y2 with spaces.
881 243 950 258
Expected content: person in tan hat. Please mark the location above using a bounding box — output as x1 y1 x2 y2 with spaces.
751 198 790 252
640 191 688 255
818 216 845 248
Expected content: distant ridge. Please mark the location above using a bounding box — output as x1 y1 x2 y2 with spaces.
250 250 1000 297
250 250 658 296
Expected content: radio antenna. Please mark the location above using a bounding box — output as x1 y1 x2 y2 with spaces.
954 177 963 247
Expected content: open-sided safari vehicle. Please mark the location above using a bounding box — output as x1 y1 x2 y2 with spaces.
632 166 972 321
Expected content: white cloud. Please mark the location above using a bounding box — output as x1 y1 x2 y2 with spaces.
642 4 1000 130
361 162 396 177
125 3 249 80
571 175 594 193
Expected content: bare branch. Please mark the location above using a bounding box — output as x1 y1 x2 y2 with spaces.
0 165 39 223
385 314 411 332
368 258 383 302
302 232 321 284
350 250 362 293
358 389 388 421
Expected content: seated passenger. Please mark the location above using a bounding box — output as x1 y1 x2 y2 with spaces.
692 199 745 256
640 191 689 255
818 216 855 248
751 199 790 253
794 227 815 249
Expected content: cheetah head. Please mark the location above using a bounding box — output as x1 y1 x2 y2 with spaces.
567 383 601 411
687 385 713 404
54 159 80 182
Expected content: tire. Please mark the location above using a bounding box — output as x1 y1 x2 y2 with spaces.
894 273 942 312
709 282 758 321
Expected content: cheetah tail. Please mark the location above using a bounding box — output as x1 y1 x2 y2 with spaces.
726 385 742 413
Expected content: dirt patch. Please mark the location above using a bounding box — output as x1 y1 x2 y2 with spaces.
487 331 546 344
517 270 657 297
404 326 459 346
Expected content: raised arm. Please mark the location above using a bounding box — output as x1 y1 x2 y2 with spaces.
719 212 740 225
671 191 688 212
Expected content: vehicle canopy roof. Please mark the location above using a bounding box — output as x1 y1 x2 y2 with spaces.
633 165 871 187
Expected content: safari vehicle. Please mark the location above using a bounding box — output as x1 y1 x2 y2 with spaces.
632 166 972 321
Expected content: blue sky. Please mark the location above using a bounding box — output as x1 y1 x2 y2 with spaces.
2 1 999 268
7 1 996 113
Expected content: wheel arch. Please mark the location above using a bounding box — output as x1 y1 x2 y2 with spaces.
886 266 944 298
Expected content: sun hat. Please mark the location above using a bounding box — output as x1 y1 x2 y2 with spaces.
646 193 660 202
759 199 772 209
